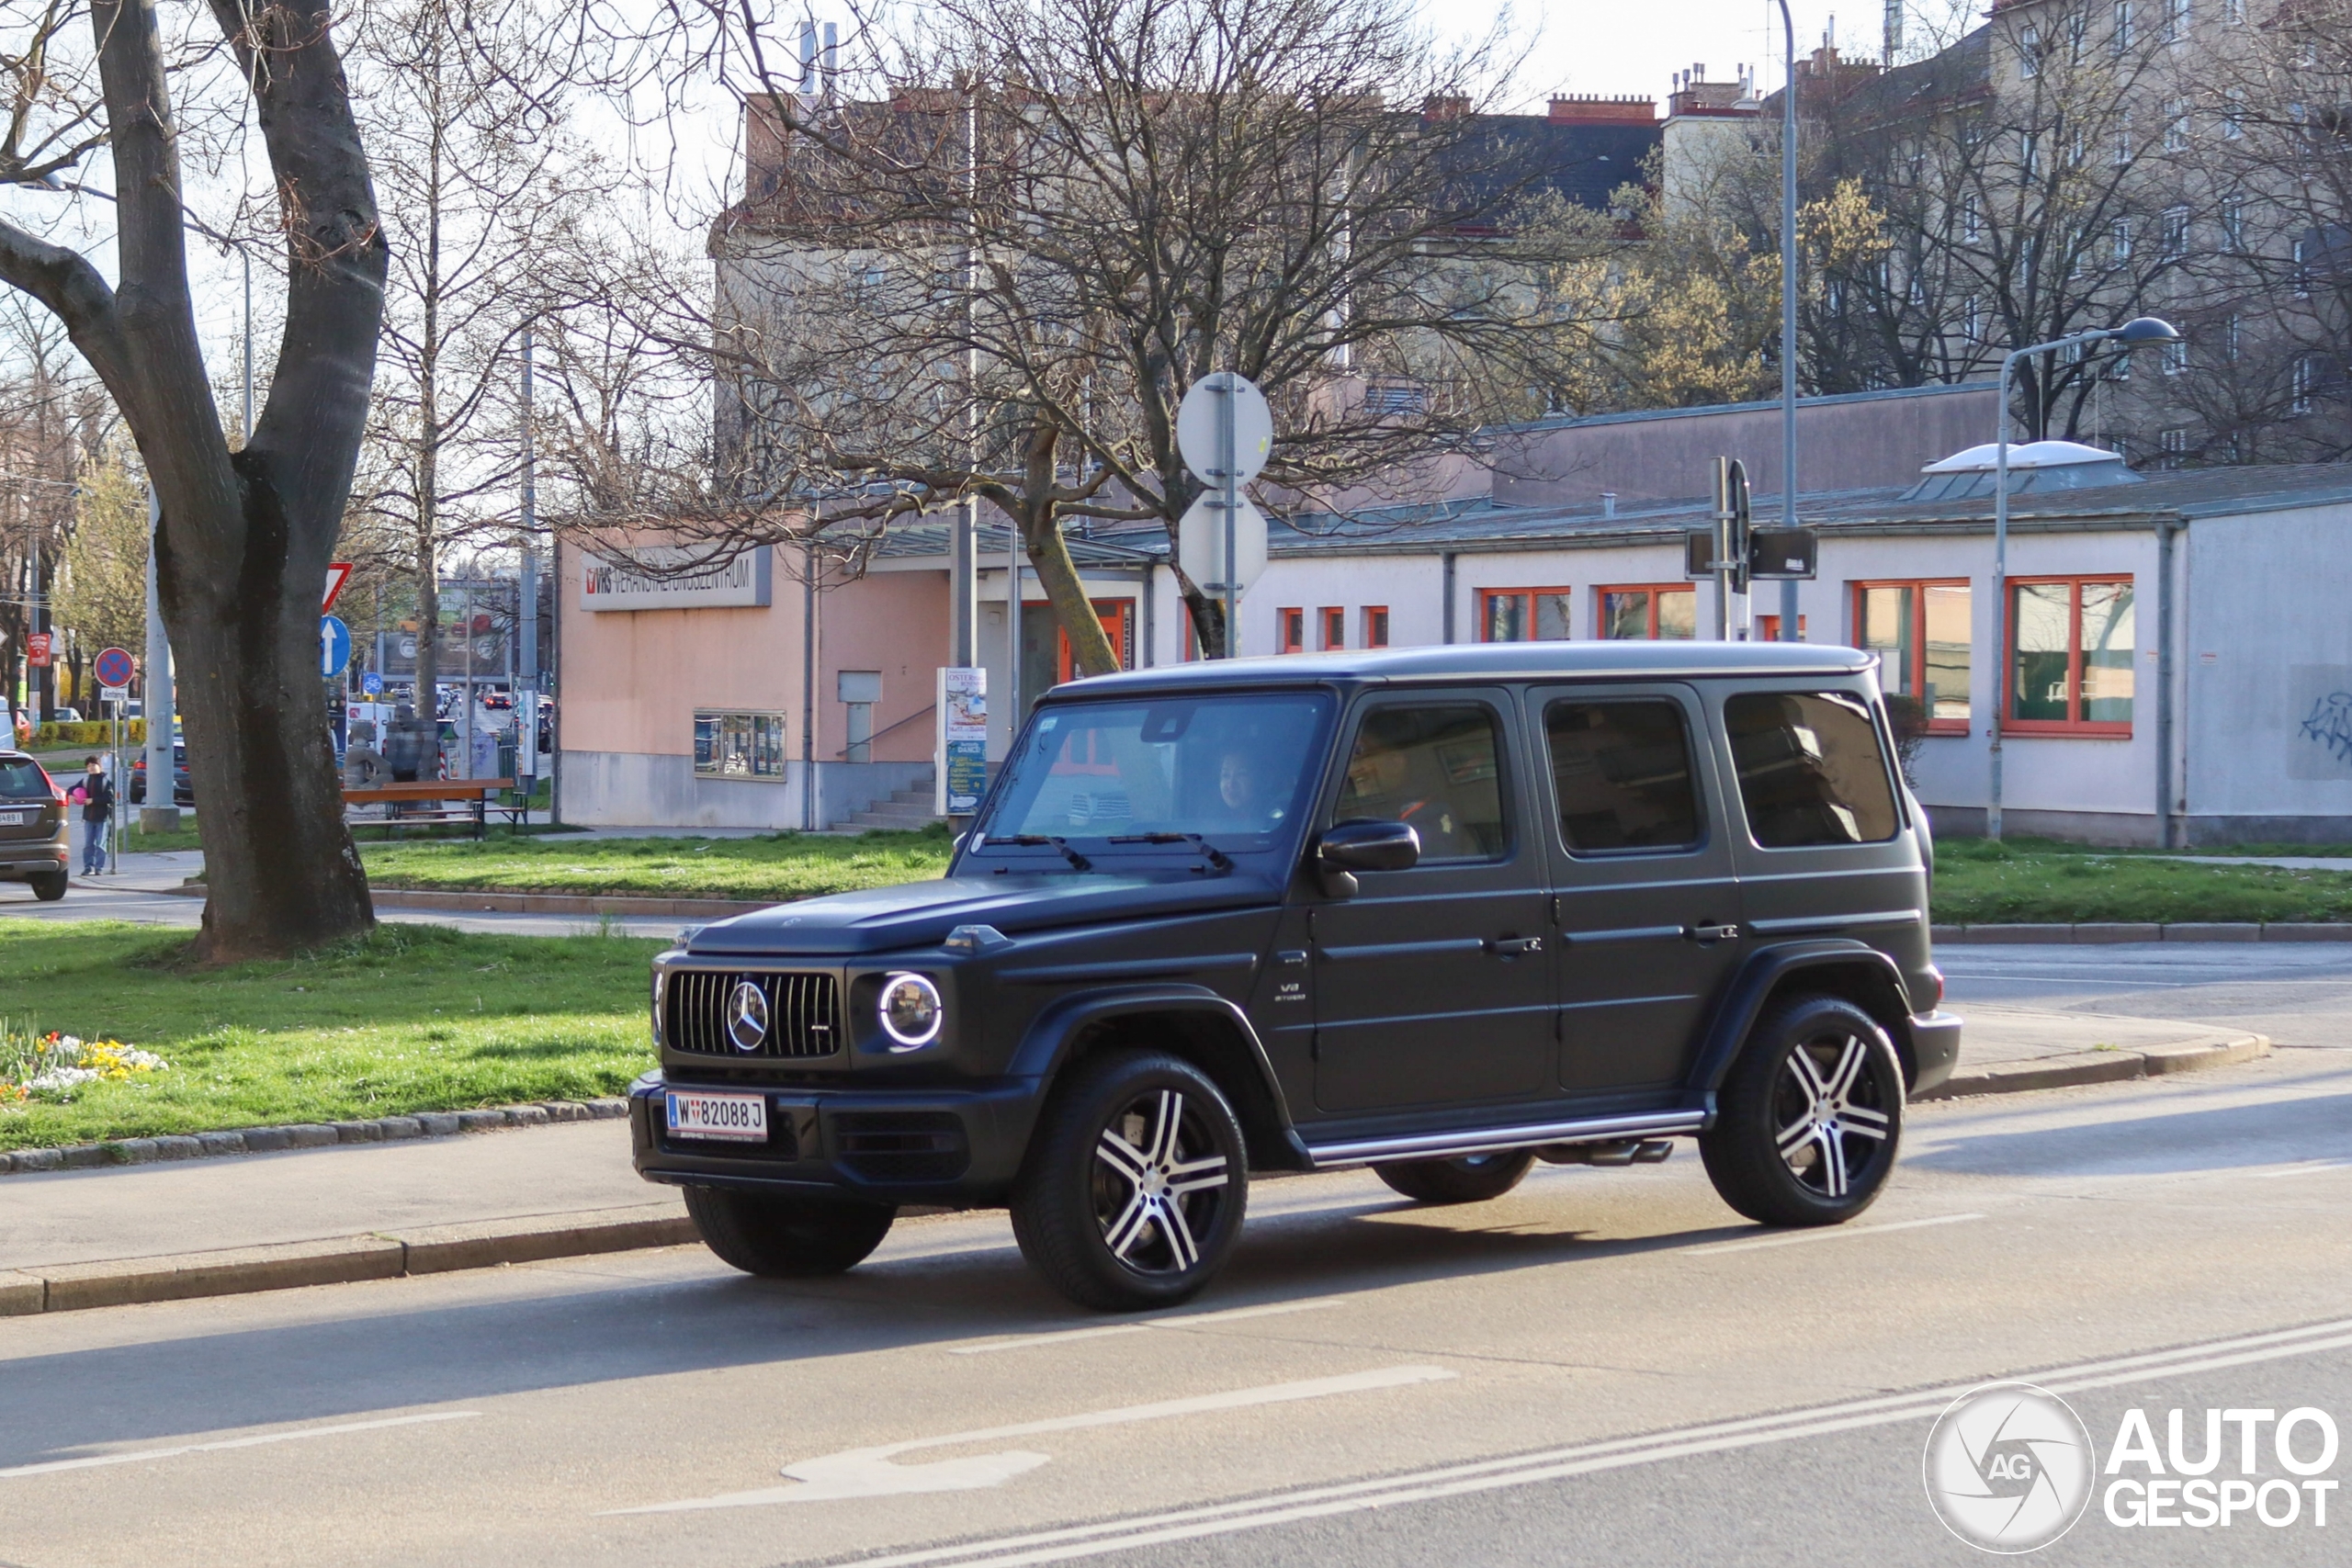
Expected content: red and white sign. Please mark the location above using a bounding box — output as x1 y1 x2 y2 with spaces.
322 561 355 613
26 632 51 668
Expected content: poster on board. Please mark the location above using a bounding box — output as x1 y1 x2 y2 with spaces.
936 667 988 816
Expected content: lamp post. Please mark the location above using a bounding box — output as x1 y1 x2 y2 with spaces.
1985 315 2180 841
1773 0 1799 642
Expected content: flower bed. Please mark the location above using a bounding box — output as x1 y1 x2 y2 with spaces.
1 1024 167 1107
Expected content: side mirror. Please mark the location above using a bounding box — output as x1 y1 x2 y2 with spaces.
1314 819 1419 897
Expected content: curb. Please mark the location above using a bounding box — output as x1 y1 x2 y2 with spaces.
1915 1032 2270 1100
0 1203 697 1316
0 1097 631 1177
1933 922 2352 943
162 884 770 919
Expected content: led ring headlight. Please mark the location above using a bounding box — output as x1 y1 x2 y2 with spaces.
877 972 944 1050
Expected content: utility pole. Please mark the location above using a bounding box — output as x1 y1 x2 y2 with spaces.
141 487 176 832
518 324 538 816
950 87 979 672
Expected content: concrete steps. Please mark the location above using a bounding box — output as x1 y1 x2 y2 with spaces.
833 775 942 833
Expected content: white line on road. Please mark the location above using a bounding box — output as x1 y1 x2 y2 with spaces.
1685 1212 1986 1256
949 1295 1351 1354
604 1364 1456 1511
834 1317 2352 1566
2245 1158 2352 1179
0 1411 481 1480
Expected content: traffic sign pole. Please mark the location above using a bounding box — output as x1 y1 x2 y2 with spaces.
1221 378 1238 657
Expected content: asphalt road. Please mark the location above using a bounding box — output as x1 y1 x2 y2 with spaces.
4 991 2349 1568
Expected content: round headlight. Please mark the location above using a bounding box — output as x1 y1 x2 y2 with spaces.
877 972 944 1049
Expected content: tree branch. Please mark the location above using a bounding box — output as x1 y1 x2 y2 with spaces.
0 216 134 396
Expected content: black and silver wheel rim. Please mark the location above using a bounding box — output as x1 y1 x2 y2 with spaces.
1091 1088 1231 1276
1772 1032 1894 1200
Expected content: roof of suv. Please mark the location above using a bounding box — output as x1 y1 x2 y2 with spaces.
1057 640 1873 696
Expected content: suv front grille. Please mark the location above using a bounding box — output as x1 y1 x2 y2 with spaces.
665 970 840 1058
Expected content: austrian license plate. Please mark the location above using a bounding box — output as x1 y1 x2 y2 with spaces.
665 1090 769 1143
0 810 29 826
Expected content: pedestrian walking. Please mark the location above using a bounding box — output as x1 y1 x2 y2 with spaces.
76 755 115 875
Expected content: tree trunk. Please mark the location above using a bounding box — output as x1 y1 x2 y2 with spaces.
17 0 389 961
1012 423 1118 678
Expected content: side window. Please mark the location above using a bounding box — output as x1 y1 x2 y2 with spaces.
1331 705 1508 863
1544 700 1702 852
1724 691 1901 848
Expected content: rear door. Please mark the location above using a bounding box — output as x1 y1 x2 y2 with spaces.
1309 690 1552 1114
1531 684 1745 1094
0 756 59 849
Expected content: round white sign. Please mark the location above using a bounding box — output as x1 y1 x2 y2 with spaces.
1922 1382 2096 1553
1176 372 1272 486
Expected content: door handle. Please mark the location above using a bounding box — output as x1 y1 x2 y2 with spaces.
1683 923 1739 943
1486 935 1544 956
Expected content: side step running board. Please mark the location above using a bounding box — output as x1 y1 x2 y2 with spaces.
1304 1111 1704 1169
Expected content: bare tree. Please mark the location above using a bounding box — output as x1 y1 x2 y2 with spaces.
0 0 384 958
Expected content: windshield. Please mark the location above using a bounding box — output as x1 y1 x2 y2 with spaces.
979 693 1333 852
0 760 51 799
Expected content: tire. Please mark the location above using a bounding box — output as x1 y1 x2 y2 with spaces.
1010 1050 1250 1312
683 1185 897 1278
29 871 67 902
1374 1149 1536 1204
1700 994 1905 1228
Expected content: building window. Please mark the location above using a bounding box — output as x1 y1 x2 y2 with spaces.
2007 578 2135 732
1962 197 1981 242
2112 217 2133 265
1480 587 1572 642
2019 24 2040 76
2162 336 2188 375
1597 584 1697 641
694 711 789 778
2292 355 2322 415
2159 426 2192 468
2114 112 2133 165
1854 581 1972 730
2020 129 2041 180
2161 206 2188 259
1277 606 1306 653
1964 296 1983 342
2165 99 2188 152
1319 606 1346 650
2164 0 2187 44
2113 1 2132 52
2294 235 2312 298
2068 11 2088 61
2223 89 2245 140
2221 194 2246 249
2224 0 2245 21
1363 605 1390 649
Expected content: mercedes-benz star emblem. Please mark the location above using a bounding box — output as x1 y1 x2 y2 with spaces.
726 979 771 1053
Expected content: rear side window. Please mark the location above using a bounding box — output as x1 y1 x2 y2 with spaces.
0 760 50 799
1724 692 1900 848
1332 705 1507 863
1544 700 1702 852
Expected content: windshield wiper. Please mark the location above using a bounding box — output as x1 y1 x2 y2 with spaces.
994 834 1093 872
1109 832 1235 873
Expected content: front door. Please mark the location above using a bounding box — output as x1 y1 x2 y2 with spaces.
1532 683 1745 1094
1311 692 1553 1113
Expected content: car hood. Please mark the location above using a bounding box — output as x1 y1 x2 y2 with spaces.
683 871 1284 957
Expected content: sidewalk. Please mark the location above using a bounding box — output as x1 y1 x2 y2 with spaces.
0 1005 2267 1316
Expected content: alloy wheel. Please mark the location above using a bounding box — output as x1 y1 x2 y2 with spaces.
1091 1088 1231 1274
1772 1032 1894 1199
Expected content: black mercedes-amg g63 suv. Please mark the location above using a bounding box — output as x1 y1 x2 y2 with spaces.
629 641 1960 1310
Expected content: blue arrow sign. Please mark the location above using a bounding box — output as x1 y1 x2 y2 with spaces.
321 615 353 678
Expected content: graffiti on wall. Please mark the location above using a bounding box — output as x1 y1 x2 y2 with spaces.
2301 693 2352 766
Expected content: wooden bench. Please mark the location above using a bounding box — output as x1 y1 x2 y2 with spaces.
343 779 523 839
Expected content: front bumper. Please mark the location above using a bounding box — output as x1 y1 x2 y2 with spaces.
629 1071 1046 1206
1906 1009 1962 1096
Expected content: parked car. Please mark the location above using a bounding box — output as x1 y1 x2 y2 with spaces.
51 707 82 723
0 750 70 900
130 744 195 806
629 643 1959 1310
481 691 513 711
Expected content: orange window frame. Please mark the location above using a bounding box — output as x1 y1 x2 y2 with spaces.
1319 606 1346 650
1277 606 1306 654
2003 575 2135 736
1477 586 1573 641
1593 582 1695 639
1363 605 1390 648
1849 580 1970 735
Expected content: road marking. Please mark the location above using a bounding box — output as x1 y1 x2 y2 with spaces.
1686 1212 1985 1256
2245 1157 2352 1179
949 1295 1350 1355
605 1364 1455 1511
0 1412 480 1480
841 1316 2352 1566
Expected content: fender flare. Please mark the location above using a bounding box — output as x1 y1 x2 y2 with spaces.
1685 940 1920 1100
1009 984 1306 1168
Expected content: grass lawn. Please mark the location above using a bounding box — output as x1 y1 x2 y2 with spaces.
358 825 954 901
0 920 659 1151
1931 837 2352 924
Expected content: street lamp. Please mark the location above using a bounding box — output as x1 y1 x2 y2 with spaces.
1985 315 2180 840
